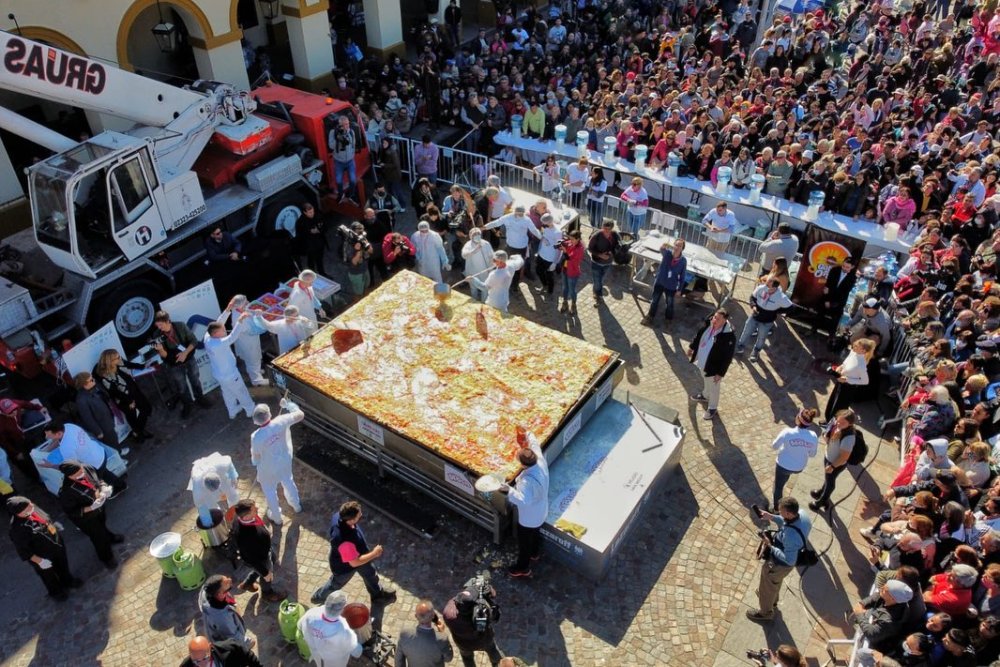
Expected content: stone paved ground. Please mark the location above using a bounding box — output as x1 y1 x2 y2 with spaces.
0 236 897 666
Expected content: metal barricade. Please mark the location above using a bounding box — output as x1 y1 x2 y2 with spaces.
382 134 415 186
488 159 542 195
437 144 490 190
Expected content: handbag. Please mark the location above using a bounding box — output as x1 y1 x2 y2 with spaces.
787 523 819 567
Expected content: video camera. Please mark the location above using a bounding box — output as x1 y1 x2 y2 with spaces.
463 570 500 634
746 648 770 666
337 224 373 252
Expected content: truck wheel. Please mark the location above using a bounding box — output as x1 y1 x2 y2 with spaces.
259 198 304 238
91 279 166 342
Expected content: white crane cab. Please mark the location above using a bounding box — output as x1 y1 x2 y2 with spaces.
30 133 205 280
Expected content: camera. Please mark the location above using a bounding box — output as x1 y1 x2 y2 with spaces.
746 648 770 665
463 570 500 634
147 333 167 349
337 224 372 251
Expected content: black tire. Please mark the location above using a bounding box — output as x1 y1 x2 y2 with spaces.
88 278 166 344
259 196 308 238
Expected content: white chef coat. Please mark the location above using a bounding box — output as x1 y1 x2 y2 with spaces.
203 321 243 378
257 316 316 355
483 213 542 249
537 226 563 262
50 422 105 469
411 229 449 283
298 608 363 667
289 283 322 324
473 255 524 313
506 434 549 528
251 409 305 484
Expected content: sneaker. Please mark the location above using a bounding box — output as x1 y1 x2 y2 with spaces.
559 301 569 313
748 353 759 362
859 527 876 541
507 566 532 578
398 207 407 213
372 587 397 602
289 503 303 514
809 489 822 500
734 346 745 355
745 609 774 622
266 510 283 526
252 379 271 387
640 316 653 326
808 501 827 512
240 580 259 593
690 393 708 402
120 447 130 456
702 409 717 420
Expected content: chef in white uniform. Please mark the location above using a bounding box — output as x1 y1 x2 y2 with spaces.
203 315 254 419
411 220 450 283
460 228 494 302
225 295 267 386
472 250 524 313
255 306 316 355
288 270 326 324
298 590 363 667
250 399 304 525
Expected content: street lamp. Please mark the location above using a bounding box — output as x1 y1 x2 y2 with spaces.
151 0 179 53
258 0 280 21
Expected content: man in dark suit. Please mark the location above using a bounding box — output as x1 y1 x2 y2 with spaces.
180 635 262 667
57 462 123 569
820 257 858 332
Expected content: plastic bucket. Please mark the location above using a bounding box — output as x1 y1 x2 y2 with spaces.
576 130 588 149
511 115 523 139
149 531 182 579
603 136 617 160
554 124 567 145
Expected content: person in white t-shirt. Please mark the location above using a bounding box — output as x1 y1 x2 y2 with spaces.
565 156 590 210
770 408 820 510
703 201 737 252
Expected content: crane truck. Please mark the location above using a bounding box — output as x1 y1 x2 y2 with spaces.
0 32 372 377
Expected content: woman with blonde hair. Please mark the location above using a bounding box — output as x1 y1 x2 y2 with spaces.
911 385 960 441
953 441 992 490
94 348 153 442
761 257 791 292
825 339 876 420
809 407 858 512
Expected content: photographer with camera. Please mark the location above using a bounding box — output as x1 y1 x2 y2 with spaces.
360 207 392 284
443 574 504 667
382 232 415 274
329 115 358 204
339 221 373 300
396 599 454 667
747 645 806 667
746 496 813 623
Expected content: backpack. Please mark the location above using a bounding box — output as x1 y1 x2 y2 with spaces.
847 429 868 466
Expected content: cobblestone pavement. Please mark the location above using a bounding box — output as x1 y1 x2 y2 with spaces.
0 252 891 666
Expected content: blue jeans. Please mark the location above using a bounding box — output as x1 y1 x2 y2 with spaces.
587 198 604 225
738 317 774 352
562 274 579 301
592 263 610 296
334 158 357 199
312 561 383 604
626 210 646 235
649 284 678 320
772 463 799 510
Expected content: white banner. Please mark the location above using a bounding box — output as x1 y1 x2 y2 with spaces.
160 280 221 394
63 321 126 379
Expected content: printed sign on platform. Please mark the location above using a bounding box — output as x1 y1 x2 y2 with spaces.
160 280 222 393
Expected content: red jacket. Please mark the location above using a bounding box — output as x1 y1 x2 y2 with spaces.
925 573 973 616
562 241 585 278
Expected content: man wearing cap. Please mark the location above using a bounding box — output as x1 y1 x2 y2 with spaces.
925 564 979 617
483 205 541 290
471 250 525 314
180 635 263 667
204 315 255 421
847 580 913 650
250 398 304 525
312 500 396 605
747 497 812 622
300 591 363 667
255 305 316 356
57 461 122 570
845 298 892 357
6 495 81 601
228 499 285 603
395 599 454 667
412 220 451 283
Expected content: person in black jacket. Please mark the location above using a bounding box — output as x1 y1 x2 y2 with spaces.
74 372 123 454
153 310 212 419
229 499 285 603
847 580 913 651
443 585 504 667
57 461 123 569
180 635 263 667
820 257 858 332
687 309 737 420
6 495 81 601
94 349 153 442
